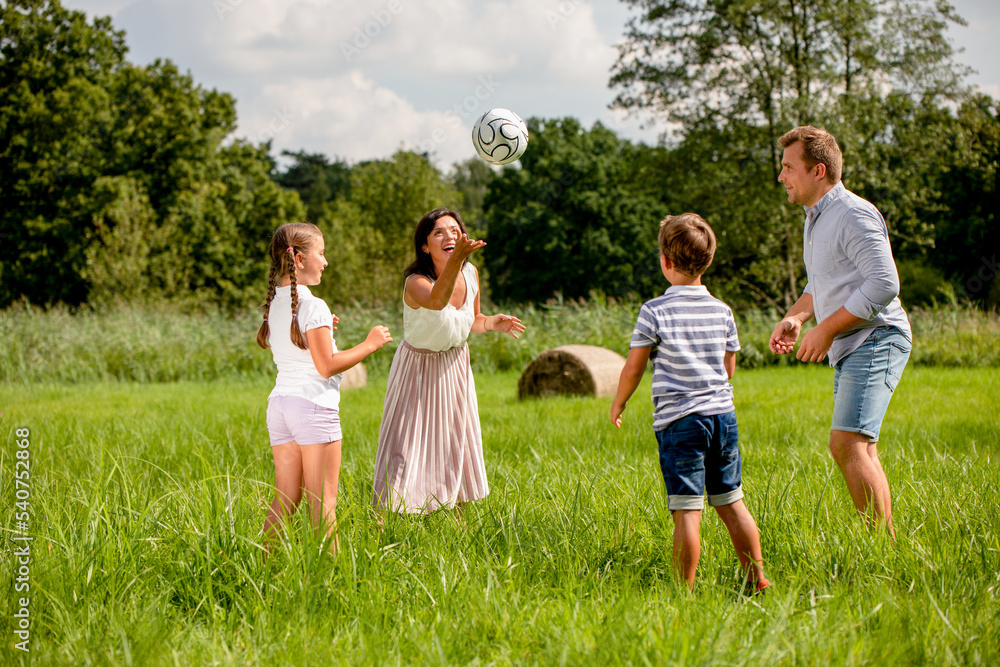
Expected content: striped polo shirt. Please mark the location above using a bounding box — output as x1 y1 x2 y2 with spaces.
630 285 740 431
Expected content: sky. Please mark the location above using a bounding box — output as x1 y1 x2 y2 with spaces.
62 0 1000 172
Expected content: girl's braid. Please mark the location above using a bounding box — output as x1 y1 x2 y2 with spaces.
255 223 320 352
255 262 280 349
287 246 308 350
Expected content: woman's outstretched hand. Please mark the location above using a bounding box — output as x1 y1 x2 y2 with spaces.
487 314 526 339
451 234 486 263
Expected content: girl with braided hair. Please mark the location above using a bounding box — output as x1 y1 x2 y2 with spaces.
257 222 392 553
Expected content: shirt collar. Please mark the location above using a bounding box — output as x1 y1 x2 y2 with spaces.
804 181 845 219
275 284 312 297
664 284 709 296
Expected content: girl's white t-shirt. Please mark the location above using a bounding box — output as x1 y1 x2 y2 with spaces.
403 262 478 352
267 284 341 408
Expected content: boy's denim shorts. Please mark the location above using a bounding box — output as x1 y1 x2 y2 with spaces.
656 410 744 511
832 326 911 442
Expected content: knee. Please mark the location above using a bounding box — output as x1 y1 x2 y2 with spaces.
829 432 866 465
829 440 856 468
273 449 299 469
714 501 747 526
672 509 702 529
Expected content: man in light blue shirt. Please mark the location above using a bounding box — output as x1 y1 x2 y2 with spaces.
769 126 912 538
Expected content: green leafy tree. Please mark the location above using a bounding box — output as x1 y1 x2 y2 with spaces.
448 157 497 236
483 118 665 304
150 140 304 308
639 119 802 309
912 95 1000 307
611 0 969 145
82 176 160 304
0 0 304 309
318 151 459 306
1 0 127 305
273 150 352 223
610 0 976 306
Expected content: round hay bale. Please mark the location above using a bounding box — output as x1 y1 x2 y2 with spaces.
341 362 367 391
518 345 626 400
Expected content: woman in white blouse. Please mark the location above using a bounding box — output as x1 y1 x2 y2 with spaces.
373 209 525 514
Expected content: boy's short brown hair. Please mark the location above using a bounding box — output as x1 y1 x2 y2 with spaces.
658 213 717 277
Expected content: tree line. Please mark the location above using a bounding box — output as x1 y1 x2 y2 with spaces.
2 0 996 314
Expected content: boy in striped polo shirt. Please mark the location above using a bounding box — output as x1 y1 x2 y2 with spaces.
610 213 770 593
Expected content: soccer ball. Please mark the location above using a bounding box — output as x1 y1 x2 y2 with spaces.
472 108 529 165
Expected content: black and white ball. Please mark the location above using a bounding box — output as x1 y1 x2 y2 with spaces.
472 108 529 165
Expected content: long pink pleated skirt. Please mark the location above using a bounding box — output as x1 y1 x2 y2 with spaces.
372 341 489 513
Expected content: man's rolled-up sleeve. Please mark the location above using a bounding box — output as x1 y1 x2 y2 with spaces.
841 210 901 320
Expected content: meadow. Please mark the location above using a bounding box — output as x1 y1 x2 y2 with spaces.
1 300 999 385
2 360 999 665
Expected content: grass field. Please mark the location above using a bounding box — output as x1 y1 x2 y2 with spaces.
2 365 999 665
3 301 999 384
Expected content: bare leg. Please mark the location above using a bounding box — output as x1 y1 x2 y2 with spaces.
867 441 895 539
714 500 769 589
829 430 894 537
263 440 303 555
672 509 702 590
301 440 343 554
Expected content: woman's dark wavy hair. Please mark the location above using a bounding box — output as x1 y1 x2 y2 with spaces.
403 208 469 280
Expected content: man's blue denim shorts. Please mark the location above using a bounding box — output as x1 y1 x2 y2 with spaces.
832 326 911 442
655 410 744 511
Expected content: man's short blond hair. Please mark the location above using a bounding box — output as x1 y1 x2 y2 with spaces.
659 213 717 277
779 126 843 183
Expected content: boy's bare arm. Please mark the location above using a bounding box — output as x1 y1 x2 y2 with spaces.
724 350 736 379
610 346 653 428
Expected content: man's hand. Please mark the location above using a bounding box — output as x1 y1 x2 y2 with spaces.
769 319 802 355
796 325 834 363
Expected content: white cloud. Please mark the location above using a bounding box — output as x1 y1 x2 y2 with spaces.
88 0 635 167
542 1 617 82
66 0 134 16
238 71 481 167
974 83 1000 99
209 0 612 82
60 0 1000 170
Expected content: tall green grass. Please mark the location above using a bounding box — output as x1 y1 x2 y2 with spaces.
2 300 998 384
1 366 998 664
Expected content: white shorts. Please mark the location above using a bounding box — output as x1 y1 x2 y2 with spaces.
266 395 342 446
